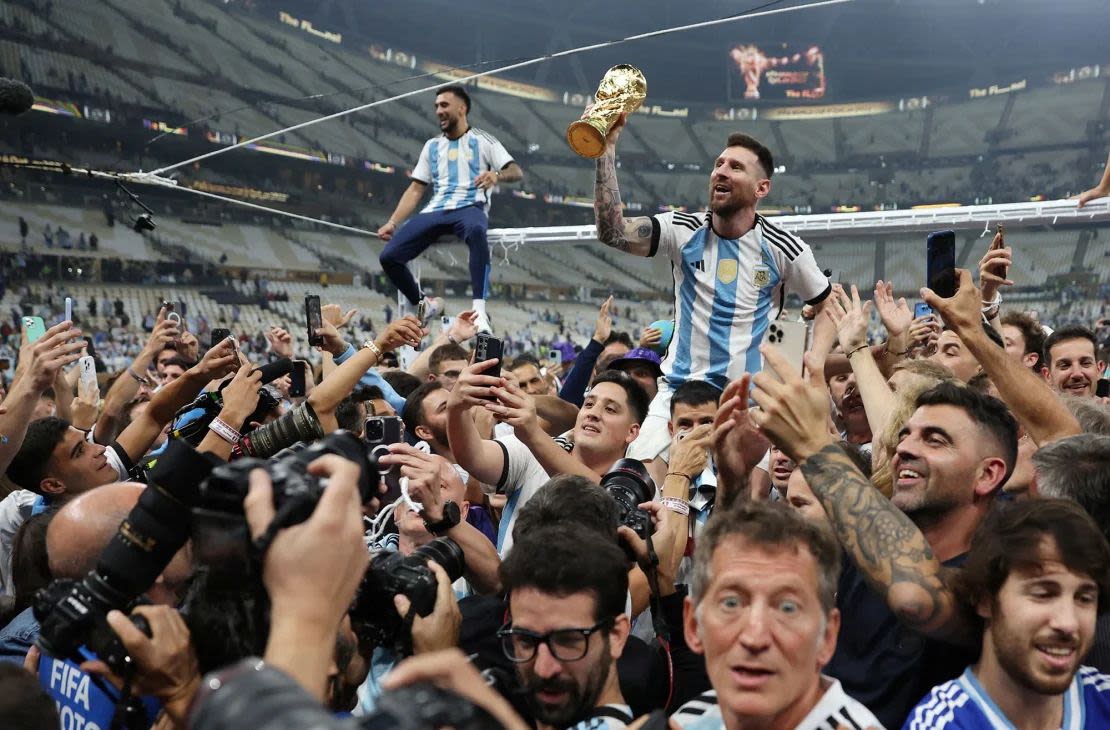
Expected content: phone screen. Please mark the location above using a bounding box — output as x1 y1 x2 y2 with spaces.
927 231 957 299
289 360 307 397
305 295 323 347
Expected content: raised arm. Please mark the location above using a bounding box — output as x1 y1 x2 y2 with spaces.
826 285 898 438
751 345 970 642
594 113 653 257
445 359 510 487
95 313 178 444
923 269 1080 446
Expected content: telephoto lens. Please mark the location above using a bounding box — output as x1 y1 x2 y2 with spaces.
601 458 656 540
236 401 324 458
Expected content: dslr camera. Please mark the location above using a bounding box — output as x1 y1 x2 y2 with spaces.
602 458 655 540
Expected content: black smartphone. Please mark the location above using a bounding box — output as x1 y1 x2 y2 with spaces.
1097 379 1110 399
211 328 231 349
289 359 308 397
475 333 503 377
366 415 405 504
926 230 957 299
305 295 323 347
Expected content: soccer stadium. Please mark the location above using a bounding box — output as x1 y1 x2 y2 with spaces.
0 0 1109 728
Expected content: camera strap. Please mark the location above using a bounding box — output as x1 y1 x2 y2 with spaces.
250 499 303 566
644 532 676 711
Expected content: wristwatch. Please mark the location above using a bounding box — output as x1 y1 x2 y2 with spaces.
422 500 461 536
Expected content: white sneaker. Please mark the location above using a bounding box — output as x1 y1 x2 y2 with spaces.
416 296 444 327
474 309 493 334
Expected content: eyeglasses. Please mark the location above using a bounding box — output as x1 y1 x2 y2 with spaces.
497 618 612 663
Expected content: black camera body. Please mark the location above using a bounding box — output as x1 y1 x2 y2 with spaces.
351 537 465 652
602 458 656 541
35 578 152 675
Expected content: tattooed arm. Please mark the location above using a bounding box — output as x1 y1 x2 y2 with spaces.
750 345 972 643
593 113 654 257
799 445 969 641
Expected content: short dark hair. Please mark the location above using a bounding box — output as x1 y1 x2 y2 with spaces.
1043 325 1098 368
163 354 194 370
915 383 1019 484
335 395 367 436
966 371 994 394
691 501 841 614
0 662 57 729
436 84 471 113
589 370 650 424
6 417 71 492
429 343 469 374
726 133 774 179
1000 311 1045 368
501 523 628 624
382 370 422 398
604 332 635 349
956 498 1110 629
670 380 722 416
509 353 541 371
402 380 446 435
512 474 619 545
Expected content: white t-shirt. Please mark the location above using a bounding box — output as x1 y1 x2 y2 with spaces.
411 127 514 215
487 434 553 558
673 677 884 730
569 704 636 729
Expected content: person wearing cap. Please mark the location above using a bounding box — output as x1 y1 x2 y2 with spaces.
607 348 662 401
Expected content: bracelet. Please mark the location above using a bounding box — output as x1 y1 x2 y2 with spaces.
362 340 383 362
846 343 869 358
981 292 1001 307
666 472 692 483
661 497 690 516
126 367 149 386
446 333 459 345
209 417 241 444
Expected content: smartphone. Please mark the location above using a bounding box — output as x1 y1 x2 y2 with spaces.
289 360 308 398
366 415 405 504
305 295 323 347
1097 379 1110 399
475 333 503 377
23 316 46 343
914 302 933 320
763 319 809 380
64 296 72 323
926 230 957 299
163 300 181 325
548 348 562 366
78 355 97 393
210 328 231 349
176 301 187 319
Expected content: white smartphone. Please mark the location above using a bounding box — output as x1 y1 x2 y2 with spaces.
763 319 809 379
64 296 72 322
78 355 97 393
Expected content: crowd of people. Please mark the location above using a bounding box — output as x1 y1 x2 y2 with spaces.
0 105 1107 730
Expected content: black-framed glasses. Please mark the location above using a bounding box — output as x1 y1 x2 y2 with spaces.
497 618 613 663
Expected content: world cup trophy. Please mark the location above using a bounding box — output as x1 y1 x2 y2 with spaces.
566 64 647 159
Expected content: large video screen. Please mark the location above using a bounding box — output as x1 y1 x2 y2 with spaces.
727 43 826 101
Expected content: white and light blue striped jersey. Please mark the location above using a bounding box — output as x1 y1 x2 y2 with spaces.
904 666 1110 730
650 211 831 392
674 678 884 729
411 127 514 215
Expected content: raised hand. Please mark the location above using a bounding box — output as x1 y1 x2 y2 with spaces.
713 374 771 491
23 321 85 392
593 295 614 344
921 269 982 336
977 229 1013 306
486 376 540 433
377 315 425 352
266 326 294 359
447 310 479 344
873 279 912 345
749 345 836 463
321 303 358 330
448 358 503 410
825 284 871 353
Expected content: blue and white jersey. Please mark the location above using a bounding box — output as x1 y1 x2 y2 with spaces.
411 127 514 215
904 666 1110 729
651 211 830 392
674 679 884 730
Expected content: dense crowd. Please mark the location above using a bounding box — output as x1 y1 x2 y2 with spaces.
0 96 1108 730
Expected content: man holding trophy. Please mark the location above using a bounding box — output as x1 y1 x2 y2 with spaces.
378 84 524 333
574 65 832 464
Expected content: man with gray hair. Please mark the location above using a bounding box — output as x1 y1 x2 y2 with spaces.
1031 433 1110 673
673 501 882 729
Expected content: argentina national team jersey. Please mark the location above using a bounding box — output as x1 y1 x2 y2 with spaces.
904 666 1110 730
649 211 831 393
411 127 514 215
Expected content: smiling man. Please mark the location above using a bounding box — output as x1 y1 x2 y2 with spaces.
675 501 881 729
377 84 523 333
1042 326 1105 399
906 499 1110 729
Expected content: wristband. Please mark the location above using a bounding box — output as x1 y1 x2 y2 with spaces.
209 417 241 444
126 367 150 386
661 497 690 516
362 340 383 362
846 343 869 358
666 472 692 483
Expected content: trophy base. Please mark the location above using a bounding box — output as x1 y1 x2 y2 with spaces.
566 121 606 159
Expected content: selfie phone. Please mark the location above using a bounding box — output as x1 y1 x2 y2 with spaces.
83 336 97 359
78 355 97 393
1097 379 1110 399
23 316 46 343
914 302 933 320
475 333 503 377
926 230 957 299
763 319 809 380
548 348 562 366
289 360 308 397
163 300 181 325
210 328 231 349
366 415 405 504
305 295 323 347
64 297 72 322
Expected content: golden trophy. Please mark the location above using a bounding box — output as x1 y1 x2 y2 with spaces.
566 64 647 159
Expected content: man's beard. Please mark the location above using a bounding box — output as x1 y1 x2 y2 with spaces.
523 652 610 727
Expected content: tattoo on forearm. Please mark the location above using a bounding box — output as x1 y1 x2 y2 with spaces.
594 153 632 252
801 444 952 631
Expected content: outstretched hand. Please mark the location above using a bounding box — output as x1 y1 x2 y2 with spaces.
713 374 771 490
749 345 836 463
